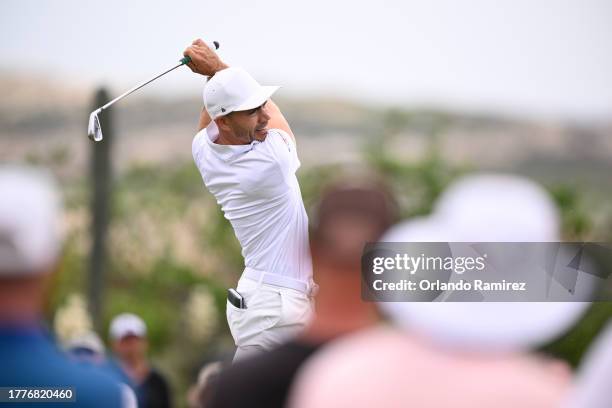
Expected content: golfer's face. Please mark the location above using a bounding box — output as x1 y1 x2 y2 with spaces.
228 101 271 142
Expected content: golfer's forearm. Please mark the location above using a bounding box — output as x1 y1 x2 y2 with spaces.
198 107 212 131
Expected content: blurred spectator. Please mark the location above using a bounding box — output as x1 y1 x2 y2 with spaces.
290 173 586 408
380 174 589 350
0 166 134 407
565 323 612 408
66 331 106 363
290 326 572 408
186 361 223 408
202 180 397 408
65 330 134 388
110 313 172 408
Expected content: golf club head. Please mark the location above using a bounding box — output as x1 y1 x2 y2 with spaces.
87 109 103 142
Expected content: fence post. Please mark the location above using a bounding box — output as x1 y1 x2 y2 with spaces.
89 87 113 332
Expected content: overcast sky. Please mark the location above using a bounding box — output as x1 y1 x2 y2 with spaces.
2 0 611 121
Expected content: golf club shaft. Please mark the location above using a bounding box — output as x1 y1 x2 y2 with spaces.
100 61 185 111
100 40 220 111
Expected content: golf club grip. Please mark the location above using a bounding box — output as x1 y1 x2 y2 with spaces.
180 41 220 65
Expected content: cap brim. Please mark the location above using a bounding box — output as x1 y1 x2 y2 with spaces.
113 330 145 340
379 216 590 351
233 85 280 112
382 301 589 351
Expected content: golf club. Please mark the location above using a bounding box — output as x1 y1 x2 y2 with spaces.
87 40 219 142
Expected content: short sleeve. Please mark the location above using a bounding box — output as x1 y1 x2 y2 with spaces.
192 129 208 170
266 129 301 176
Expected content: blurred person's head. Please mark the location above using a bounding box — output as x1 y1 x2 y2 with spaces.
432 173 560 241
187 361 223 408
0 166 63 323
66 330 106 364
301 179 397 341
380 173 588 351
66 330 105 354
109 313 148 362
310 179 397 272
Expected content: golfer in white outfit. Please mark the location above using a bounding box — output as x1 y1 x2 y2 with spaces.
184 39 316 361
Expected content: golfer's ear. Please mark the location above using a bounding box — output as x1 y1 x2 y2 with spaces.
215 116 231 132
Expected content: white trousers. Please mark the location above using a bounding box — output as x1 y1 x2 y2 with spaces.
227 277 314 362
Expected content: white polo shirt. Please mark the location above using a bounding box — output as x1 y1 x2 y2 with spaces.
192 122 312 288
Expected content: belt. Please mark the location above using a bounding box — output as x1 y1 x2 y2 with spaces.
242 267 318 296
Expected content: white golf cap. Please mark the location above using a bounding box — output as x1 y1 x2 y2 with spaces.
0 166 63 276
379 173 589 351
203 67 279 120
66 331 106 355
109 313 147 340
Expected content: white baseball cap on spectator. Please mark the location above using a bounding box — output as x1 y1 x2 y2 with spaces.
203 67 279 120
109 313 147 340
380 173 589 351
66 331 106 355
0 166 63 276
433 174 560 242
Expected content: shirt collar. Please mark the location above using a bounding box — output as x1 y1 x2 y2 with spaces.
204 122 260 162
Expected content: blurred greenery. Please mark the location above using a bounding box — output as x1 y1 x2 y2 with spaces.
37 108 611 406
550 185 593 240
542 303 612 367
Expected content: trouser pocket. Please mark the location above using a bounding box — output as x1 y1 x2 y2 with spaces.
226 287 283 348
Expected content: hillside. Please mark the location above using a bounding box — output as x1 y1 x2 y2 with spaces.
1 74 611 194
